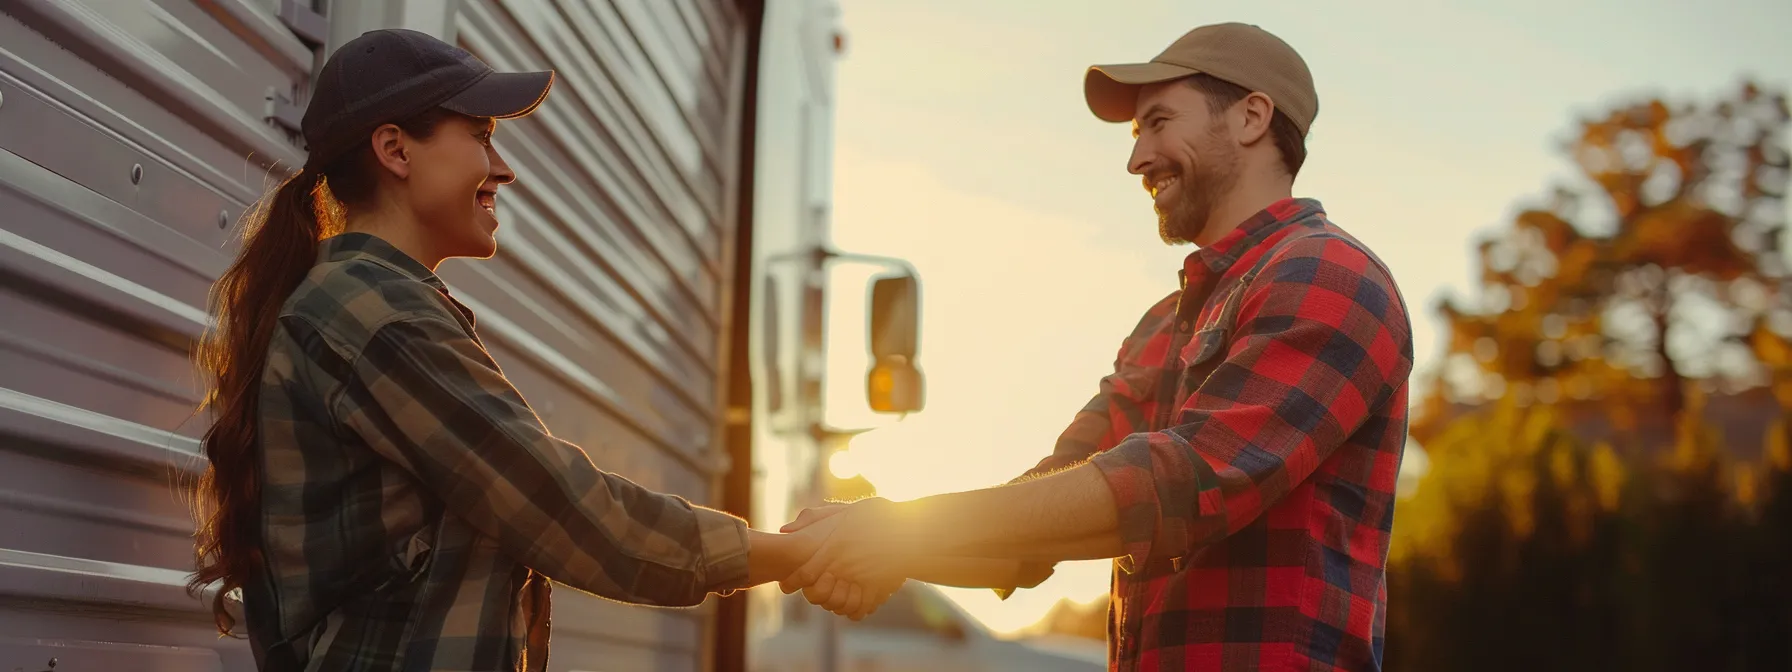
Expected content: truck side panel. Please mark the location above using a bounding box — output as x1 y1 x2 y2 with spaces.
0 1 304 668
448 1 754 667
0 0 752 669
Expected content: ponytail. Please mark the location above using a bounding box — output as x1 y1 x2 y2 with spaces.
186 107 464 636
187 166 325 636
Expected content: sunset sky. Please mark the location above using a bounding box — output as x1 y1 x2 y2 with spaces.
815 0 1792 634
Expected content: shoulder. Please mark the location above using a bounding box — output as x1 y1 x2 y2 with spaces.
1245 223 1411 333
282 257 465 358
1260 225 1388 280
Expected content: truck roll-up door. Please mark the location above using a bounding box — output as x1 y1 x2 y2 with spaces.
0 0 310 669
445 2 751 667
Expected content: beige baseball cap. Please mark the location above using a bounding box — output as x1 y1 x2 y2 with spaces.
1084 23 1318 136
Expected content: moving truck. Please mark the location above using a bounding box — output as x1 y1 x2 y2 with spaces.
0 0 923 669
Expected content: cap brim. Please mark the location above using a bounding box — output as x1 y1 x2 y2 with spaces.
1084 62 1200 123
441 70 555 119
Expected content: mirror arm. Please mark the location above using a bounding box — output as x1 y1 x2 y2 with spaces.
765 246 919 278
818 249 920 278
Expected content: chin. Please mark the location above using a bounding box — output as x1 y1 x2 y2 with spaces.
463 237 499 260
453 217 501 260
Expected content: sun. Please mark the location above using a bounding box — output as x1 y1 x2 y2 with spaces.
827 449 860 480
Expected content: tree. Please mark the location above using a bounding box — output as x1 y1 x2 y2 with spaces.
1417 81 1791 432
1390 81 1792 671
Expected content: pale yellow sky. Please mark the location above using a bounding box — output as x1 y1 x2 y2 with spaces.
815 0 1792 634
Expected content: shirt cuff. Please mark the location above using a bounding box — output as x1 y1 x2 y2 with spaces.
1089 433 1192 573
692 506 751 593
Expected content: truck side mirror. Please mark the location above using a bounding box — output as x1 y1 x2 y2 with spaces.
867 273 924 414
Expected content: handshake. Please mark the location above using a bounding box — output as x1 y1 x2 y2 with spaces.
745 496 1053 620
738 464 1120 619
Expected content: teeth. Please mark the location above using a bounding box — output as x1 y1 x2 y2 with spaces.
1152 176 1177 195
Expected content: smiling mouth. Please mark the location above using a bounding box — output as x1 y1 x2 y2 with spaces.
476 191 497 216
1146 173 1180 199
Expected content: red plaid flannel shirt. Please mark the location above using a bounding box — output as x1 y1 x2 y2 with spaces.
1019 198 1413 671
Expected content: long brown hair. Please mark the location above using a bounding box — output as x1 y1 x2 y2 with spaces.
188 108 460 635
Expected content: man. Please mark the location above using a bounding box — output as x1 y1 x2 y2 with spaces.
784 23 1414 672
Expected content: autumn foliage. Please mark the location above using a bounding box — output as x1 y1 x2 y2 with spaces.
1389 81 1792 671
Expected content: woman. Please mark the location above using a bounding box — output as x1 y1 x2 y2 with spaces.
186 29 829 670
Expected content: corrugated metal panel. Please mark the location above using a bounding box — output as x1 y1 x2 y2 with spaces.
448 1 750 667
0 0 303 667
0 0 751 669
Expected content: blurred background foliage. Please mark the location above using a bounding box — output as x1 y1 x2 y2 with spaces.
1389 80 1792 671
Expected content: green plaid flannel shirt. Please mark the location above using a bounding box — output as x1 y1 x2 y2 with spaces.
242 232 749 671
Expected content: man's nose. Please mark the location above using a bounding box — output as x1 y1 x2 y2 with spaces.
1127 139 1152 176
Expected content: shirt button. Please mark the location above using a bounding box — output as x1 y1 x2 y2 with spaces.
1178 321 1192 332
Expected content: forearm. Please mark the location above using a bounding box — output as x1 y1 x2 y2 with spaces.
745 528 803 588
900 463 1122 561
903 528 1119 588
957 528 1123 562
905 556 1054 590
356 318 752 605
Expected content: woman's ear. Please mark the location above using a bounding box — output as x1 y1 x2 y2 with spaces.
369 124 410 180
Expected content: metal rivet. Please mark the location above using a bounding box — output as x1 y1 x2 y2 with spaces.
130 163 143 185
218 209 230 229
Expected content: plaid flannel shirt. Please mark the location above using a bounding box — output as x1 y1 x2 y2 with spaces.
1012 198 1413 671
242 232 749 671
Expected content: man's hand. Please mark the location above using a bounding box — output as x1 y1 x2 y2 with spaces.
777 499 904 619
779 500 859 534
747 510 854 588
776 464 1126 616
784 498 921 597
784 499 1060 591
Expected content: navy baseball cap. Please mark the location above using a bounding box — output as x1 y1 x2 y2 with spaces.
301 28 554 164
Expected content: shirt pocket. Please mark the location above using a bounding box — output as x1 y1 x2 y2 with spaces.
1174 326 1229 404
1172 280 1250 406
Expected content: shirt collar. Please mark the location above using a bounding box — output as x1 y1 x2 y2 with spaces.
318 232 481 330
1179 197 1324 288
318 232 446 291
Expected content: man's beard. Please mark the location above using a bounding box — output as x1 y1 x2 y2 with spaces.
1153 132 1239 246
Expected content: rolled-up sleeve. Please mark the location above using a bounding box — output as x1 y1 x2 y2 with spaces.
992 295 1179 599
339 314 748 606
1090 237 1411 570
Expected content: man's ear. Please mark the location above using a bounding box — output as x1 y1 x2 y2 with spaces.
1235 92 1276 146
369 124 410 180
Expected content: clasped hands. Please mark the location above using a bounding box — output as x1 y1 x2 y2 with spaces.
771 497 920 620
753 491 1063 620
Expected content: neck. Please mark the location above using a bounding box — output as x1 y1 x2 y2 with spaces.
1193 175 1294 247
344 207 442 270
